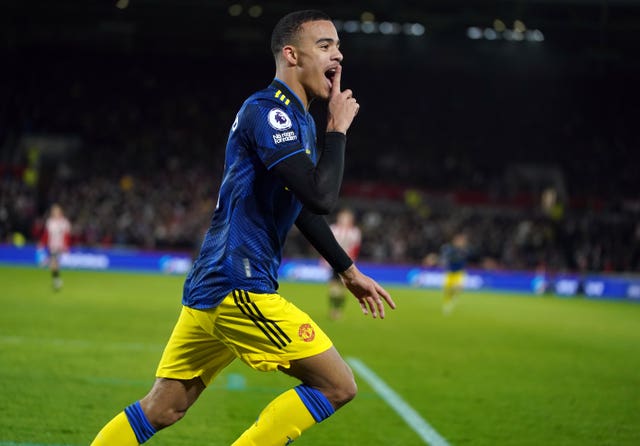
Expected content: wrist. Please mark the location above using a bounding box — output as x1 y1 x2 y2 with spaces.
338 263 357 279
326 119 348 134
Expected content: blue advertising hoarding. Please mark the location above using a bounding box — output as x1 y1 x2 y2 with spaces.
0 244 192 275
279 259 640 302
1 245 639 302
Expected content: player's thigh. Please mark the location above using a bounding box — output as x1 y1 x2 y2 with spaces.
156 306 236 387
444 271 463 289
451 271 465 288
214 290 334 373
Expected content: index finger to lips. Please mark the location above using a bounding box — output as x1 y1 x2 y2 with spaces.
331 65 342 96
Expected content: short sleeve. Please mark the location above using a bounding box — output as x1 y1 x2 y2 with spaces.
244 101 305 170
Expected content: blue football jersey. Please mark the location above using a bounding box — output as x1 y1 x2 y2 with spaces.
441 244 469 272
183 79 318 309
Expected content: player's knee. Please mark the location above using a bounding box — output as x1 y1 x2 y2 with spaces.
342 377 358 403
161 407 188 428
141 393 190 430
145 406 188 430
140 377 204 430
326 376 358 409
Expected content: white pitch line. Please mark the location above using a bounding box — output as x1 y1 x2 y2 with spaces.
347 357 451 446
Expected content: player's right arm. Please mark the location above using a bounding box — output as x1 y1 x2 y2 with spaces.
325 65 359 134
273 67 359 213
272 133 346 214
245 66 357 214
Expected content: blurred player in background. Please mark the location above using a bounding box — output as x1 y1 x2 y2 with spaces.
39 203 71 291
441 232 470 314
328 208 361 320
90 10 395 446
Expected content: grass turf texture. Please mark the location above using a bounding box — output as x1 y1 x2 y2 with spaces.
0 266 639 445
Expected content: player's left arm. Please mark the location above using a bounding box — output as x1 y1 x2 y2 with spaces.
295 207 395 318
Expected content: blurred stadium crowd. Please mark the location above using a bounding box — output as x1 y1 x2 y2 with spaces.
1 53 639 273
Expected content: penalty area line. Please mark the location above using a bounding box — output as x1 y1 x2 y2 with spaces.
347 357 451 446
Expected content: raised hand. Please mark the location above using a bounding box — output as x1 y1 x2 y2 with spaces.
326 65 360 134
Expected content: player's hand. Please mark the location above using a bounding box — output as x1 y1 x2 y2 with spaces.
339 264 396 319
326 65 360 134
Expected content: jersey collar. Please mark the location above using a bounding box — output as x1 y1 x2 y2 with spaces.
270 79 306 114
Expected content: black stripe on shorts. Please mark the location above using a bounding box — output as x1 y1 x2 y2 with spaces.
232 290 292 349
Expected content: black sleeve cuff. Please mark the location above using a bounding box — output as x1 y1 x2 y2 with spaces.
324 131 347 148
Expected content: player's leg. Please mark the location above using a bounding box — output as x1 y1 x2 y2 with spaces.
232 347 355 446
443 271 464 314
283 345 357 409
225 291 353 446
328 274 346 320
91 377 205 445
442 271 452 313
90 306 235 444
50 252 62 290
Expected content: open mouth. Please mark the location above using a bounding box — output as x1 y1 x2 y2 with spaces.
324 67 337 88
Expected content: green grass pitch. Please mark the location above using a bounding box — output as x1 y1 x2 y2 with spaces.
1 265 639 445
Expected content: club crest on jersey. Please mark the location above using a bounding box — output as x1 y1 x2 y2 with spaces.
298 323 316 342
268 108 292 131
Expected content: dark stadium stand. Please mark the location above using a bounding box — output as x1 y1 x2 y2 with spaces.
1 0 639 272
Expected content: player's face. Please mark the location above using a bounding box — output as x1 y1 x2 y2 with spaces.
337 211 354 226
295 20 343 100
454 234 468 248
51 205 62 218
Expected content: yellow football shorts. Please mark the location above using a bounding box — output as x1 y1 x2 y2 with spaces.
156 289 333 386
443 270 465 290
